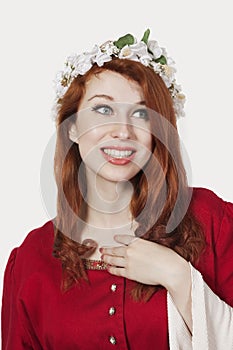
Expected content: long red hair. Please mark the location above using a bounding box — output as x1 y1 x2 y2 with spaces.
53 58 205 301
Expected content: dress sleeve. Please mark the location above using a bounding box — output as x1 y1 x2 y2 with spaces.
214 201 233 306
1 248 33 349
167 201 233 350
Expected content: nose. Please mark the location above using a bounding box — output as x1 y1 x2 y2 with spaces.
110 116 134 139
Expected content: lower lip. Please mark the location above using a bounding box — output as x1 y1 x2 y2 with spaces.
101 150 136 165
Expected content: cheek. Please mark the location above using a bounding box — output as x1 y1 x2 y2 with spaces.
77 129 106 160
76 120 107 140
136 130 152 151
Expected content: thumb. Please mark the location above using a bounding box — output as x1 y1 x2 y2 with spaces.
114 234 138 246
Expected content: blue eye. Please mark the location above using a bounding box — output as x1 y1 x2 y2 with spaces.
132 108 149 120
91 104 113 116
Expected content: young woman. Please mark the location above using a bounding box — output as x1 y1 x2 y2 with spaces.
2 30 233 349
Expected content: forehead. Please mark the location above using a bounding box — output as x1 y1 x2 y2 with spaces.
83 70 144 104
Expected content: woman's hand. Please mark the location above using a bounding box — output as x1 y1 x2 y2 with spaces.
100 235 192 331
100 234 189 290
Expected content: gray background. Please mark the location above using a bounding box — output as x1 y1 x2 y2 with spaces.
1 0 232 328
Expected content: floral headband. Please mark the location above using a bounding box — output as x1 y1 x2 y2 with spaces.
54 29 185 118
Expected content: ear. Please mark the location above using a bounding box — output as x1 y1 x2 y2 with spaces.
69 124 79 143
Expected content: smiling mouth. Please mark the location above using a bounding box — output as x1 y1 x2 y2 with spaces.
100 147 136 165
101 148 135 158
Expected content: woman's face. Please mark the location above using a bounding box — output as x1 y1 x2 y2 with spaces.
69 70 152 182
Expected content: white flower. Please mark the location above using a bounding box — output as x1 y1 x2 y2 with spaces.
161 75 173 88
166 56 175 66
119 42 151 63
55 83 68 99
130 41 149 57
76 60 92 75
53 32 185 119
139 54 152 66
63 64 74 78
172 82 182 95
150 61 162 73
174 94 186 118
100 41 119 55
119 45 138 60
66 54 79 67
163 65 176 84
68 45 97 75
148 40 163 59
54 70 64 84
177 92 186 103
161 47 168 57
94 50 112 67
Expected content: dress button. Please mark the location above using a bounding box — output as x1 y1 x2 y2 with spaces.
109 306 116 316
110 284 117 292
109 336 117 345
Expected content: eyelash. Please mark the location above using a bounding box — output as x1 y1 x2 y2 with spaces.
132 109 149 121
91 104 149 121
91 104 114 115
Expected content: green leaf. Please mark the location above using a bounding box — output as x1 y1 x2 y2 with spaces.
141 29 150 44
113 34 135 49
155 55 167 65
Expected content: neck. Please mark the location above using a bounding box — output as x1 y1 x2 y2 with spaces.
84 168 134 228
72 168 137 258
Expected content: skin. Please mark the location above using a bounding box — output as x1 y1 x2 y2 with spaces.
69 70 152 233
69 70 192 332
70 70 152 184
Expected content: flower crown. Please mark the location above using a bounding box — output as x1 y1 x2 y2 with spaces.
54 29 185 118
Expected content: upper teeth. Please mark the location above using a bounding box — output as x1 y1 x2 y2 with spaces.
103 149 134 158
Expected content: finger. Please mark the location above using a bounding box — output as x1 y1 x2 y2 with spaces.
114 234 138 246
102 255 126 268
100 245 126 257
107 265 127 278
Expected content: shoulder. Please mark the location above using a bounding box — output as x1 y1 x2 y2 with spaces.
18 220 54 252
189 187 233 239
190 187 228 219
7 220 56 281
190 189 233 305
191 186 226 208
190 187 233 244
2 221 62 314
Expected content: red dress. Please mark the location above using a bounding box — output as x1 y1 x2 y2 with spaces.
2 188 233 349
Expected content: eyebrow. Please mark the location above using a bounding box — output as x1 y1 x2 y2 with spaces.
87 94 146 105
88 94 114 101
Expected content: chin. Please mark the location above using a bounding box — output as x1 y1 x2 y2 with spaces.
100 164 142 182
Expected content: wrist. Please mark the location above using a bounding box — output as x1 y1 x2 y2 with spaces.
166 259 193 332
165 257 191 297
